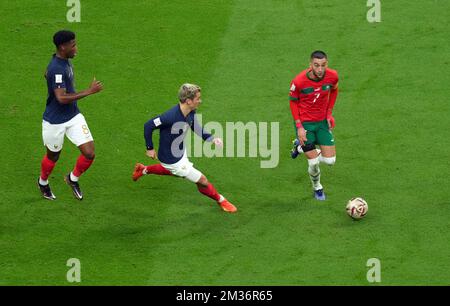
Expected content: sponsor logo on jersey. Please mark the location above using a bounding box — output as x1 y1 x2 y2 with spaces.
55 74 63 84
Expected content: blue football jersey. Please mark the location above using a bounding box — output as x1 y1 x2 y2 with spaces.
43 54 80 124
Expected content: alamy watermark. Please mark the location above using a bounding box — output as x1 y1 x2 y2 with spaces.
66 258 81 283
171 115 280 169
366 258 381 283
66 0 81 23
367 0 381 23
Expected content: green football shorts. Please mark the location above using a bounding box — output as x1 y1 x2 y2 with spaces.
295 120 335 146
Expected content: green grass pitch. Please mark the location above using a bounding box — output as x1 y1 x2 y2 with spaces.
0 0 449 285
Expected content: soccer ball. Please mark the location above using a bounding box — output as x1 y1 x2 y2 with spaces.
346 197 368 220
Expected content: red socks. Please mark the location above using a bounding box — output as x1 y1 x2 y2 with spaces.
197 183 221 202
145 164 172 175
40 155 56 181
73 155 95 177
40 154 94 181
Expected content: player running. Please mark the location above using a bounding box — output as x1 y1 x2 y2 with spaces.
289 50 339 200
37 30 103 200
132 84 237 213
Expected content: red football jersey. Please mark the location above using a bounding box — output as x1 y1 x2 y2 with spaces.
289 68 339 122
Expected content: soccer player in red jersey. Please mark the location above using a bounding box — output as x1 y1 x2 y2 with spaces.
289 51 339 200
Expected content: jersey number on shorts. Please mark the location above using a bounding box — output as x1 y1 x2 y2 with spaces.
82 125 90 135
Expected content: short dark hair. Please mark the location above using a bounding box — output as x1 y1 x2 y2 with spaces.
310 50 327 60
53 30 75 48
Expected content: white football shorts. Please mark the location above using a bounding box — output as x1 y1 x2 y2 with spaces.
160 150 202 183
42 113 94 152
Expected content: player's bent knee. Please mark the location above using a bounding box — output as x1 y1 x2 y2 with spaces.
46 150 61 162
188 169 205 185
320 156 336 166
196 176 208 187
83 152 95 160
47 154 60 163
199 175 209 186
301 143 316 153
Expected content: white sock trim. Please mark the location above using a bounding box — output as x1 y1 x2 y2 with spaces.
319 155 336 165
218 195 225 203
314 184 323 191
39 177 48 186
70 172 79 182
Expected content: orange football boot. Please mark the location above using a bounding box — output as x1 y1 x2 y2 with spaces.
132 163 146 181
219 199 237 213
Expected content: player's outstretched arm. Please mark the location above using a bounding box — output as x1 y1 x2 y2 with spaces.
55 78 103 104
192 117 222 147
191 114 213 142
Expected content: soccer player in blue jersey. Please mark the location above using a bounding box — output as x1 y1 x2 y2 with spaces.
37 30 103 200
132 84 237 213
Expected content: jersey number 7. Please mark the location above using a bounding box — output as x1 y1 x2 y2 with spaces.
313 93 320 103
